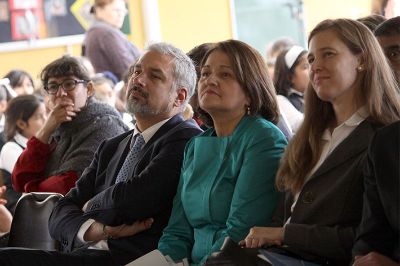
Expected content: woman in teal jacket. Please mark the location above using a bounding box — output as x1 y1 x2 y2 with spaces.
158 40 287 265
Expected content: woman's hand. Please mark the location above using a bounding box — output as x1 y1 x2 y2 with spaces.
239 227 284 248
36 98 81 143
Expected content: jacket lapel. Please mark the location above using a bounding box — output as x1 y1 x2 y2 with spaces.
131 114 185 176
310 120 378 179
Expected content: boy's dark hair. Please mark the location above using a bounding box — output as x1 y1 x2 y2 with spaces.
40 56 90 86
374 16 400 37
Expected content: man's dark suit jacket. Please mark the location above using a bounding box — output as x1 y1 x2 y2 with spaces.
269 119 381 265
48 114 202 265
353 121 400 262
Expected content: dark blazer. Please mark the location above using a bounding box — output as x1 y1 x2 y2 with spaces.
271 119 381 265
353 121 400 262
48 114 202 265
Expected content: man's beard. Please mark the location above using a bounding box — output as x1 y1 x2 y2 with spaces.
126 84 174 116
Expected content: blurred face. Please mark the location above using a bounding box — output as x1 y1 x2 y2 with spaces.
126 51 177 117
14 76 34 95
308 29 362 105
95 0 127 29
377 34 400 81
94 82 116 107
290 55 310 93
198 50 249 118
19 103 47 139
47 76 93 110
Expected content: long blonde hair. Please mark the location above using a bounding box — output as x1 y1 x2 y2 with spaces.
276 18 400 194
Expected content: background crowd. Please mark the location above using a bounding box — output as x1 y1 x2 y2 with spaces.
0 0 398 266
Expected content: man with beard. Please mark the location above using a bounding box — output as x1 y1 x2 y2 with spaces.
0 42 202 266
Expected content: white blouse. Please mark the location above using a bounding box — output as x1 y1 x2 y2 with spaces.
0 133 28 173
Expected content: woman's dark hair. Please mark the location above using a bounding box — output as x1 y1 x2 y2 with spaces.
198 39 279 126
187 43 214 118
40 55 90 87
4 70 34 89
4 95 44 141
357 14 386 32
273 48 307 97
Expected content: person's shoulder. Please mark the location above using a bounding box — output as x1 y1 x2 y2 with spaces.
164 116 203 136
0 140 22 154
89 101 128 127
371 120 400 149
86 23 120 42
247 117 286 138
377 120 400 136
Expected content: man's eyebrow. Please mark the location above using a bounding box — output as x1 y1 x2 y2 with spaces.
149 68 166 76
386 44 400 50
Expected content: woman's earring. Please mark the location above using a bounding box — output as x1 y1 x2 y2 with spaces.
246 105 251 115
357 65 363 72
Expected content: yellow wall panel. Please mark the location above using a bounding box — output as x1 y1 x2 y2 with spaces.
303 0 372 35
128 0 145 49
158 0 233 52
0 47 70 81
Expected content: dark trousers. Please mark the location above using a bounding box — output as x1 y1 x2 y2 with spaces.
0 247 116 266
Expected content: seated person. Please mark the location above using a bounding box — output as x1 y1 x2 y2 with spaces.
374 16 400 86
352 121 399 266
3 70 34 96
274 45 309 113
241 18 400 265
157 39 287 265
0 85 9 152
0 42 202 266
92 74 117 108
11 56 128 195
0 95 46 212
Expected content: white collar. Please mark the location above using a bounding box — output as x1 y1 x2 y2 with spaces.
133 117 171 143
14 132 28 148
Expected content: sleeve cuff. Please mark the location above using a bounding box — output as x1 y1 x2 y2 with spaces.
283 223 308 248
76 218 96 244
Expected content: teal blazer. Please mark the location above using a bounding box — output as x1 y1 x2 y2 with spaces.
158 116 287 265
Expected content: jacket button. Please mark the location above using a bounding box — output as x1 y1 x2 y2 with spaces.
302 191 314 204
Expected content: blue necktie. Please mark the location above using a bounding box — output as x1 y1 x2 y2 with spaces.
115 134 145 183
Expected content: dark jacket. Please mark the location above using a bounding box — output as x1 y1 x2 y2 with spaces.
48 114 202 265
271 119 381 265
353 121 400 262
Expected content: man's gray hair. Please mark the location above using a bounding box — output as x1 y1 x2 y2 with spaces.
145 42 196 106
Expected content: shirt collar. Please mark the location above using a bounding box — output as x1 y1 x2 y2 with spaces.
133 117 171 143
344 106 369 127
321 106 369 141
14 132 28 148
288 88 304 97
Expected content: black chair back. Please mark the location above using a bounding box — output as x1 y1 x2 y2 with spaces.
8 192 63 250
